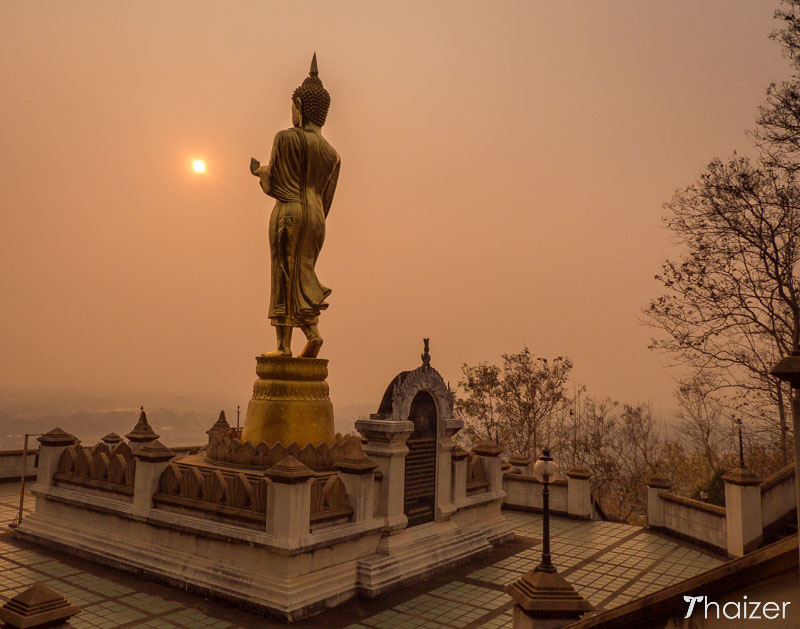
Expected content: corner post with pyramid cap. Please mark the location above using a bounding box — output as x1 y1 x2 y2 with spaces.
133 440 176 509
265 456 315 538
335 451 379 523
35 428 78 488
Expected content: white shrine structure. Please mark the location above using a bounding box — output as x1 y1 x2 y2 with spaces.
15 350 512 622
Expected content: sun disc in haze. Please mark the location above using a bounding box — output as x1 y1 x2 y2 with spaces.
192 159 206 173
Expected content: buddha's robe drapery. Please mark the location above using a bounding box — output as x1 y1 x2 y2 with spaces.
257 127 340 327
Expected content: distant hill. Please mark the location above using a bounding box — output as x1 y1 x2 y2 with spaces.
331 404 375 436
0 387 374 450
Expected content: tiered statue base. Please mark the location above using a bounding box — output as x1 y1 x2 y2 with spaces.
241 356 335 447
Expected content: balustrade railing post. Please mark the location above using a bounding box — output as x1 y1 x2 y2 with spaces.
335 452 378 523
566 466 592 520
472 442 504 493
451 446 469 504
132 441 175 509
265 456 314 538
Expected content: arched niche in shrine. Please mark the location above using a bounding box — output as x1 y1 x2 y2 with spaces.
403 390 438 526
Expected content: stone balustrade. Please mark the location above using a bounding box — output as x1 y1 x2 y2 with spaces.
54 441 136 498
0 449 38 482
207 429 362 469
154 460 269 527
646 463 797 558
647 475 728 555
661 493 726 553
33 428 374 541
310 473 354 529
502 458 594 520
760 463 796 530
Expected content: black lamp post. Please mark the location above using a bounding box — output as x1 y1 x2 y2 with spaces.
506 447 592 627
532 447 559 573
735 417 744 468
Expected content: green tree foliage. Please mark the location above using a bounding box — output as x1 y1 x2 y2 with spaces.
455 348 572 458
498 350 572 459
454 362 502 445
455 349 665 522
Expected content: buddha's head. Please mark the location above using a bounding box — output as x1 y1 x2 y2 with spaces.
292 53 331 128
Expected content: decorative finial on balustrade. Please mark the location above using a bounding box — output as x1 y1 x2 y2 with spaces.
102 432 123 446
125 407 160 443
206 410 231 436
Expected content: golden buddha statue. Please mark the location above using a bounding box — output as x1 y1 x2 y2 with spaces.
250 53 341 359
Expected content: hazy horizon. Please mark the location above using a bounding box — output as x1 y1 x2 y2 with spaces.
1 1 792 425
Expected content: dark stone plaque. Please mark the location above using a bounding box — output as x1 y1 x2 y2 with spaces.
404 391 437 527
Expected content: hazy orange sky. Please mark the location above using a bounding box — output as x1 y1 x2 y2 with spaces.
0 1 792 426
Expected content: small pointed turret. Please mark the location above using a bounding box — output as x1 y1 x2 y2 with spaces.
125 406 160 443
206 410 231 436
102 432 123 446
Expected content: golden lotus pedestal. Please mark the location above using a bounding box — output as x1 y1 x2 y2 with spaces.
241 355 335 447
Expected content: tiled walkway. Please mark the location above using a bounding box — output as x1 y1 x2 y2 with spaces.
0 483 725 628
0 483 236 629
345 512 724 629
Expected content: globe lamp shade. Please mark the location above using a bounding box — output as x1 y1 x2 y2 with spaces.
532 450 559 483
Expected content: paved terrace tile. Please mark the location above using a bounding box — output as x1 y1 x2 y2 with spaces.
0 483 725 628
0 483 241 629
346 512 724 629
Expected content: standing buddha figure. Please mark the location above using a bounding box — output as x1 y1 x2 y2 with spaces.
250 53 341 358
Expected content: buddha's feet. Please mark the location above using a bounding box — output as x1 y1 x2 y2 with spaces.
262 348 292 358
298 337 323 358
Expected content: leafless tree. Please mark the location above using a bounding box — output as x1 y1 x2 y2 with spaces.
674 372 730 473
643 155 800 463
755 0 800 165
